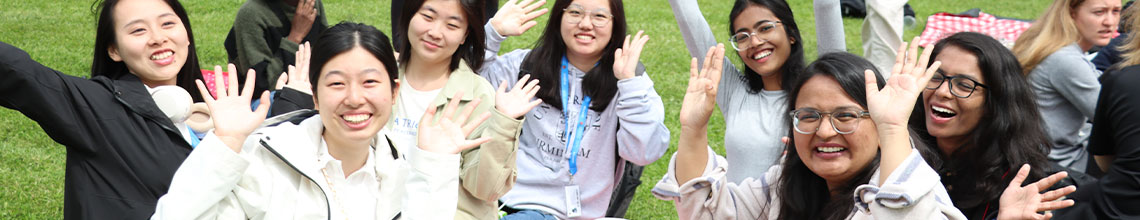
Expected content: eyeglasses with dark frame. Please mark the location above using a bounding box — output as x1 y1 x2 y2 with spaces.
789 108 871 135
563 4 612 28
926 71 988 98
730 20 782 51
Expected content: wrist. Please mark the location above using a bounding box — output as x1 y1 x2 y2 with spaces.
680 125 709 138
286 32 303 44
215 134 248 153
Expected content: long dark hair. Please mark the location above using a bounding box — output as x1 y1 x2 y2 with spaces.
309 22 400 98
729 0 804 93
395 0 486 72
91 0 203 102
519 0 627 111
777 52 884 220
912 32 1051 216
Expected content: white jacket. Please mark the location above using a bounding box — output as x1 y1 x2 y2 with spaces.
151 112 461 219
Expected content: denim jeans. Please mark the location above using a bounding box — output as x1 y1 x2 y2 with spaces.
500 210 557 220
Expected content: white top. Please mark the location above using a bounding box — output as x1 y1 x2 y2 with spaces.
316 138 378 220
386 83 442 153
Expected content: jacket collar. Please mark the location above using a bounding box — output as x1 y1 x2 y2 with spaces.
94 74 184 142
399 59 483 106
258 114 400 178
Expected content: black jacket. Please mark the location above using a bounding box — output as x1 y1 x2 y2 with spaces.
0 42 192 219
1052 66 1140 219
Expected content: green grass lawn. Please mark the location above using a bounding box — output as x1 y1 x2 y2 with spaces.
0 0 1051 218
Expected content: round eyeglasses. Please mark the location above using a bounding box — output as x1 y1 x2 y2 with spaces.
730 20 782 51
926 72 987 98
789 108 871 135
563 5 612 28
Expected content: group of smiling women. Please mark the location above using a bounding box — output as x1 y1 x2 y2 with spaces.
0 0 1136 219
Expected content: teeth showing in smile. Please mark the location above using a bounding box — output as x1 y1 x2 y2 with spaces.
576 35 593 40
151 51 173 60
753 50 772 60
344 114 370 123
931 106 957 117
816 147 845 153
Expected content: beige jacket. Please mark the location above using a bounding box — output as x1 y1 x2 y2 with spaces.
393 61 523 219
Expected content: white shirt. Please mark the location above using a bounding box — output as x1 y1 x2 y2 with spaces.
385 84 441 153
316 138 378 220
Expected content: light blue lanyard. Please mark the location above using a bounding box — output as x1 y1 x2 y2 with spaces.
187 125 201 148
560 57 591 178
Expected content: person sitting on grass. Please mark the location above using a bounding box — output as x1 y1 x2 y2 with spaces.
0 0 205 218
668 43 965 219
151 22 490 219
482 0 670 218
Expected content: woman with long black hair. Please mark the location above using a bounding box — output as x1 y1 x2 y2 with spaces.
481 0 668 218
916 32 1079 219
0 0 206 218
668 40 966 219
663 0 806 182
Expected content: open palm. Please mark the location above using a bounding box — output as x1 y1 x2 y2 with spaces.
613 31 650 80
679 44 725 130
277 42 312 94
490 0 548 37
997 164 1077 220
496 74 542 119
194 64 270 152
417 92 493 155
865 38 940 129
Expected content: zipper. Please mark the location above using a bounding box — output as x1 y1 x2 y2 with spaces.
259 138 333 220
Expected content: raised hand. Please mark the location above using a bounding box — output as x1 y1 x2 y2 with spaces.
490 0 549 37
674 44 725 184
417 92 494 155
865 37 941 130
287 0 318 44
194 64 271 152
679 44 725 130
866 38 941 185
496 74 542 119
278 42 313 94
613 31 650 80
998 164 1077 220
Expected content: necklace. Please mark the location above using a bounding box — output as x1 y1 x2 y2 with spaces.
320 168 350 220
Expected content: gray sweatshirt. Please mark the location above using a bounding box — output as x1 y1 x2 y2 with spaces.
479 24 671 219
1028 43 1100 173
669 0 789 183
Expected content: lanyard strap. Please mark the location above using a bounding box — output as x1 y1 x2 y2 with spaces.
187 125 201 148
560 57 591 178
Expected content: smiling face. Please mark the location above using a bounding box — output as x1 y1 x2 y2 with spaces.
560 0 613 63
1073 0 1122 49
106 0 190 87
924 45 987 148
792 75 878 187
732 5 792 77
314 47 397 143
408 0 468 66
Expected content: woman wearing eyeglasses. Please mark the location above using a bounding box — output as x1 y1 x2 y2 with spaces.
668 40 967 219
662 0 806 183
482 0 668 219
914 32 1078 219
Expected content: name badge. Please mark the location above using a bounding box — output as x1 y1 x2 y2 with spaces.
565 185 582 218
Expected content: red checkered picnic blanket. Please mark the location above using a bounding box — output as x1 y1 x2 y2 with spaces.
917 11 1032 48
